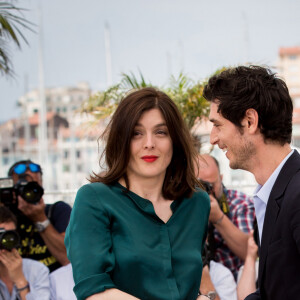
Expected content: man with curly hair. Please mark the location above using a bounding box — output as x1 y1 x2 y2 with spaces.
203 65 300 300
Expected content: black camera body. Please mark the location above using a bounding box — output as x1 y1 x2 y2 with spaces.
199 180 213 194
202 243 215 267
0 178 14 206
0 177 44 205
0 228 20 251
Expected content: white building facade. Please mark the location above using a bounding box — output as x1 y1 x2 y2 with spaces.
0 83 105 205
277 46 300 147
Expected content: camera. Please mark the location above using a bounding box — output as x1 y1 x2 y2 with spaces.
202 243 215 267
0 228 20 251
199 180 213 194
0 177 44 205
14 178 44 204
0 178 14 206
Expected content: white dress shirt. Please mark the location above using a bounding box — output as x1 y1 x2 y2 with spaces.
253 149 294 244
210 260 237 300
50 263 76 300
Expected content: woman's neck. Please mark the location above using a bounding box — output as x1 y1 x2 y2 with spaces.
119 174 167 203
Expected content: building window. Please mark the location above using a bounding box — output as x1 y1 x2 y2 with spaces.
77 165 82 172
64 150 69 158
289 55 298 60
292 135 300 148
63 164 70 172
76 150 80 158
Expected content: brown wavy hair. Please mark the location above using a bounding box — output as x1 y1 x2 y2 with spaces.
90 87 199 200
203 65 293 145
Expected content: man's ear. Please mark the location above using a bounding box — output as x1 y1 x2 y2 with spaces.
243 108 259 134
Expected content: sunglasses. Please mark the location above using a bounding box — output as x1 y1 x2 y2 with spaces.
10 163 41 175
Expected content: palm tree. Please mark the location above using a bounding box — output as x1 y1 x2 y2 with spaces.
81 71 153 120
0 1 34 77
81 71 210 131
166 73 210 129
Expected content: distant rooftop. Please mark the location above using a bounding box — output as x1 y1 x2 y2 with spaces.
279 46 300 56
29 112 56 125
293 108 300 124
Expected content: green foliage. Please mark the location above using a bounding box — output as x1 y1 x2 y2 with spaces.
81 71 214 130
165 73 210 129
81 72 152 119
121 71 151 89
82 84 121 119
0 1 34 76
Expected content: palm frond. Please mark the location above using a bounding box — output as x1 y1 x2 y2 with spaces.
120 71 152 89
0 1 35 76
0 37 13 75
80 70 212 130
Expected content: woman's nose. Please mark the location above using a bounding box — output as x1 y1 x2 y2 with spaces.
144 134 155 149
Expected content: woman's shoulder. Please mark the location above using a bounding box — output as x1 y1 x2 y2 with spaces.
190 188 211 209
77 182 111 194
74 182 120 206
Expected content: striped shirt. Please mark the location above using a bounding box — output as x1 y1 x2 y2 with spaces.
213 187 255 279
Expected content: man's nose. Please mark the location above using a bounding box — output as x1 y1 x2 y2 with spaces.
210 127 218 145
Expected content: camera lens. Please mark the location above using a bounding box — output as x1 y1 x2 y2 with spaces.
0 230 20 251
20 181 43 204
199 180 213 194
15 180 44 204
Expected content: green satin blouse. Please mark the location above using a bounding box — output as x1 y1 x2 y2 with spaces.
65 182 210 300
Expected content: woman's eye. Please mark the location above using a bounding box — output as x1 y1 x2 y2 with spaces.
133 131 142 136
156 130 167 135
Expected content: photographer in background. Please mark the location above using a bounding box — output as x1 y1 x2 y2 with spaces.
49 263 76 300
197 154 255 279
7 160 71 272
198 243 237 300
0 206 50 299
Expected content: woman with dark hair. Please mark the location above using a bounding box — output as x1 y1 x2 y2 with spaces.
65 87 210 300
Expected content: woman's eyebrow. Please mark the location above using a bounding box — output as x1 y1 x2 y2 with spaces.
135 122 167 128
154 123 167 128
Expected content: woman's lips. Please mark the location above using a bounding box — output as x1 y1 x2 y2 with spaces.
141 156 158 162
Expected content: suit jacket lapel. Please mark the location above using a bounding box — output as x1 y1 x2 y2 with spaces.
258 192 280 283
258 150 300 284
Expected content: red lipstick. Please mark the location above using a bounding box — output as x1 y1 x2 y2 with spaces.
141 155 158 162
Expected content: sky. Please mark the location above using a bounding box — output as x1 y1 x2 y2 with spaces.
1 0 300 123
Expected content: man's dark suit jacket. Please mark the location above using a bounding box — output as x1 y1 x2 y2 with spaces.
246 150 300 299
